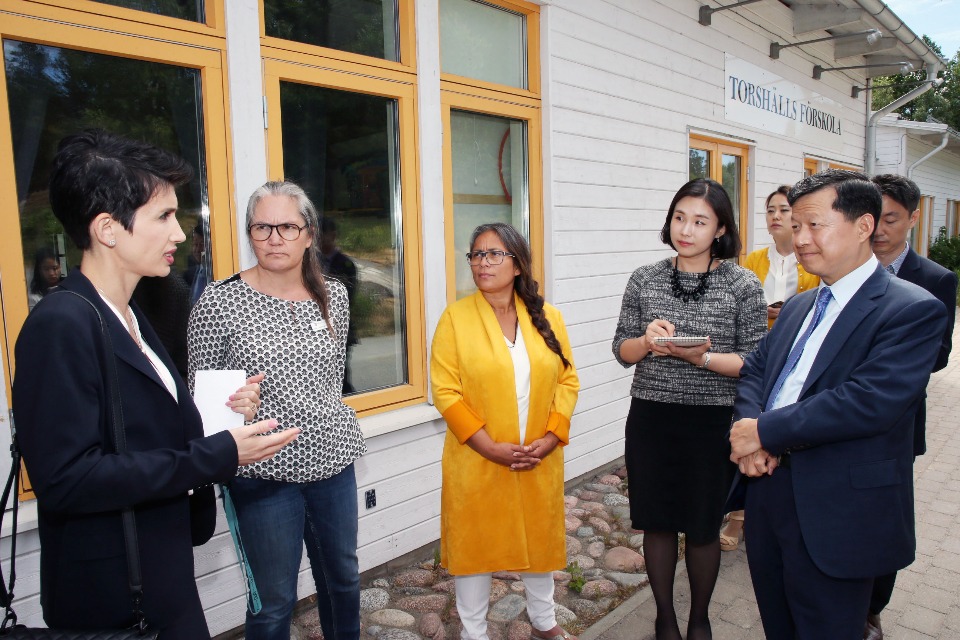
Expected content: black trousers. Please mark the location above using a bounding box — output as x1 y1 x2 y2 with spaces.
870 572 897 615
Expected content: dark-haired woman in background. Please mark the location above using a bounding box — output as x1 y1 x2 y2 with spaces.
27 246 64 310
612 179 766 640
188 181 366 640
431 223 579 640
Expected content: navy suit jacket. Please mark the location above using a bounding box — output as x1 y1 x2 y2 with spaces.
733 264 946 579
12 270 238 634
896 246 957 455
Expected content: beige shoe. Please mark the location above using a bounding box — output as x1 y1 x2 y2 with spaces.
719 511 744 552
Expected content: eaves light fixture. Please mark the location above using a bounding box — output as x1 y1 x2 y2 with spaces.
813 61 914 80
770 29 882 59
699 0 765 27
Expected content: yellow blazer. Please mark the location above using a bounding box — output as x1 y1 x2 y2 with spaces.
744 247 820 329
431 291 579 575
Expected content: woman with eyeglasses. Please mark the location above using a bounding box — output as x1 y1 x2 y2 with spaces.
431 222 580 640
188 181 366 640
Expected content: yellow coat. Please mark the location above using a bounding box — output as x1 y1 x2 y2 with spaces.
744 247 820 329
431 292 579 575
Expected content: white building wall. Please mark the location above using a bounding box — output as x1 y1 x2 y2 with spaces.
874 127 905 176
905 137 960 244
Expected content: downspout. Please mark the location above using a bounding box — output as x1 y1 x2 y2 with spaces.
865 67 941 175
907 131 950 180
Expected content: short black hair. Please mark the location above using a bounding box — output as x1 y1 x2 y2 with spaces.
872 174 921 213
660 178 741 260
49 129 193 250
787 169 881 231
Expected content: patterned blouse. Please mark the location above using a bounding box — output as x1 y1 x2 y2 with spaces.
188 274 366 483
612 258 767 406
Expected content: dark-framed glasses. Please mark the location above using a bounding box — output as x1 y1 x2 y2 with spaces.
248 222 307 241
465 249 515 266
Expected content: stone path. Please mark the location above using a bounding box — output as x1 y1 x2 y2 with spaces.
584 323 960 640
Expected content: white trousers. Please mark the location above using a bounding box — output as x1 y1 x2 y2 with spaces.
455 572 557 640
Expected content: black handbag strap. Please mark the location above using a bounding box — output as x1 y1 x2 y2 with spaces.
0 290 148 633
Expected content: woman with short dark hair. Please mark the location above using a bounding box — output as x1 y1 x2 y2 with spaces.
12 129 298 638
612 179 766 640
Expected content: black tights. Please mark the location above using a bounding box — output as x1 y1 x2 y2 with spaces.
643 531 719 640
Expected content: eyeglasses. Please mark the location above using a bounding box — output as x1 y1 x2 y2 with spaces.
465 250 515 266
248 223 307 241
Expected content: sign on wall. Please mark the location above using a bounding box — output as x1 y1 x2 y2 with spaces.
725 55 845 153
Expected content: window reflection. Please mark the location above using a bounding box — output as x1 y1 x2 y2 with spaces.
93 0 203 22
279 81 406 395
440 0 526 88
450 110 528 299
3 40 209 380
689 148 709 180
264 0 399 61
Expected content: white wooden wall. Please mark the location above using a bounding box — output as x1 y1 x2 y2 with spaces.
905 138 960 242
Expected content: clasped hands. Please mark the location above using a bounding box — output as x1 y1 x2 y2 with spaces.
729 417 779 478
226 372 301 466
467 429 560 471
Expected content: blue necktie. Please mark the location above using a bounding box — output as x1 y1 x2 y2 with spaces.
766 287 833 411
885 264 896 275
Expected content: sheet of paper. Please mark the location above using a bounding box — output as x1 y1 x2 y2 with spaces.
193 370 246 437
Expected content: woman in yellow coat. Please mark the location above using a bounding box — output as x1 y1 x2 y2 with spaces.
431 222 580 640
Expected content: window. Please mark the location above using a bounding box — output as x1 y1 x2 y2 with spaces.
947 200 959 237
94 0 205 22
689 135 749 258
911 195 934 255
440 0 542 302
803 158 819 177
262 2 425 412
0 5 232 497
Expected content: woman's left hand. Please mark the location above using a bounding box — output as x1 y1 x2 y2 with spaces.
511 432 561 470
227 372 265 422
662 337 712 365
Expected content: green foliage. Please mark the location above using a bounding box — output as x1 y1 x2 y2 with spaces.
871 36 960 132
565 561 586 594
928 228 960 306
433 547 441 571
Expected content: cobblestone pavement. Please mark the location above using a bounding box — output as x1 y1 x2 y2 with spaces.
584 324 960 640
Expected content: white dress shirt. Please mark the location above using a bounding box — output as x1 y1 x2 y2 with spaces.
770 256 879 410
762 246 800 306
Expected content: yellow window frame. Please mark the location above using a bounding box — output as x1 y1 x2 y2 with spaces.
689 135 749 259
438 0 541 100
440 90 543 304
262 58 426 417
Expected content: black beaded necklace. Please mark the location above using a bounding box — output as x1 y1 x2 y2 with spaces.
670 259 712 303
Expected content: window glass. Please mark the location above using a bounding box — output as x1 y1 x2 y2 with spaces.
440 0 526 89
279 81 405 395
688 148 709 180
3 40 209 380
264 0 399 62
450 109 528 298
721 153 741 216
93 0 204 22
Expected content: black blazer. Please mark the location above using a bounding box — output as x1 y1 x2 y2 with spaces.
733 266 947 579
896 247 958 455
12 270 238 637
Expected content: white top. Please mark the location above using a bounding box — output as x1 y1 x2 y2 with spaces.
98 293 178 401
506 327 531 444
762 246 799 306
770 256 878 410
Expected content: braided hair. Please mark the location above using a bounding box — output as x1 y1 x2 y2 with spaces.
469 223 571 369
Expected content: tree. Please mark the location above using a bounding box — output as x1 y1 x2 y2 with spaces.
871 36 960 131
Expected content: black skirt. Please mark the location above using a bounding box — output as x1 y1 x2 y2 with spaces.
624 397 736 545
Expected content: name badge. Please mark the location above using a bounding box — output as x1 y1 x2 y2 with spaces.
310 321 326 332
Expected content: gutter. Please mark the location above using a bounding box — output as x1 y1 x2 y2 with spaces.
865 71 941 175
907 131 950 180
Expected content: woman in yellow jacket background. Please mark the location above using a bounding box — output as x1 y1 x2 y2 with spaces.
431 222 579 640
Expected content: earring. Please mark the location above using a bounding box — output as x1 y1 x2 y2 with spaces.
108 239 116 247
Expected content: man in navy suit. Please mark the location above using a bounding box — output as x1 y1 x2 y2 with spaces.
864 174 958 638
728 169 948 639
